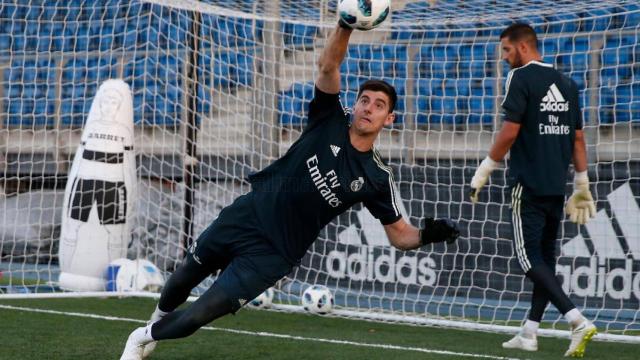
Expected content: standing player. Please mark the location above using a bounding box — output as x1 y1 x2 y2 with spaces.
469 23 597 357
120 20 460 360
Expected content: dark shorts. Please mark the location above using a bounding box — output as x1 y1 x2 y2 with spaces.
510 183 564 273
188 192 292 311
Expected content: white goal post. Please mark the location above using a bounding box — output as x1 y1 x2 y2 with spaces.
1 0 639 343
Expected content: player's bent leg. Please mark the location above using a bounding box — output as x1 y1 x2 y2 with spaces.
141 254 219 358
564 319 597 358
526 265 575 315
151 282 235 340
158 252 226 312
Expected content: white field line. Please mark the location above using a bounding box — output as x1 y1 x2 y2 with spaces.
0 304 525 360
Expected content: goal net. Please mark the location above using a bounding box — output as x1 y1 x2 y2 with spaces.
1 0 638 342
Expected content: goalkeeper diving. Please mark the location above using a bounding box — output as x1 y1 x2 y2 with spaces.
119 11 459 360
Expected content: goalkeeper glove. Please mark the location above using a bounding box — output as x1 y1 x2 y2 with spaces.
420 218 460 245
565 170 596 225
469 156 500 203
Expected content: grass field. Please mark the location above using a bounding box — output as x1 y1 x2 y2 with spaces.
0 297 636 360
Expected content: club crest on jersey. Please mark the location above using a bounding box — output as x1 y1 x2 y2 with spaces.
540 83 569 112
350 177 364 192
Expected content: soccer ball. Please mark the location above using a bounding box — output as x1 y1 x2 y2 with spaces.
105 258 165 292
338 0 391 31
302 285 334 314
249 288 274 308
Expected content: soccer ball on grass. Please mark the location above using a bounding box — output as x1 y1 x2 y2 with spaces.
338 0 391 31
302 285 334 314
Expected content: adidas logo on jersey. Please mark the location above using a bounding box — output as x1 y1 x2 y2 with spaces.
540 83 569 112
559 182 640 300
330 144 341 157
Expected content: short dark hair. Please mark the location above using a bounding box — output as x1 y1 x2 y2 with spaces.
500 23 538 49
357 79 397 113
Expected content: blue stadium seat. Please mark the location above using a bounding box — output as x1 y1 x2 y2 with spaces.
234 53 254 86
414 79 430 97
207 16 263 48
122 28 138 49
5 83 56 127
429 97 444 121
120 55 184 126
0 4 17 20
199 50 224 89
138 8 190 50
380 78 406 119
598 86 615 124
340 58 359 74
581 9 613 32
540 38 558 57
564 36 590 53
338 89 357 115
621 6 640 28
458 44 472 61
220 51 254 87
347 44 372 62
413 95 429 124
389 26 414 41
612 84 632 122
360 45 407 78
342 74 368 93
278 86 307 125
282 23 318 49
290 82 315 100
601 36 634 82
545 14 580 33
90 23 115 51
471 61 488 79
418 79 444 97
60 83 95 126
6 58 56 83
385 45 408 77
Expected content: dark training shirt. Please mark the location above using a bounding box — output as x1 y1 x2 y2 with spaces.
248 87 402 264
501 61 583 196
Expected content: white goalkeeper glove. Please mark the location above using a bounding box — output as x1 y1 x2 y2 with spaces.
565 171 596 225
469 156 500 203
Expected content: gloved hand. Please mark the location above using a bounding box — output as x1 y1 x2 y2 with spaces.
565 171 596 225
420 218 460 245
469 156 500 203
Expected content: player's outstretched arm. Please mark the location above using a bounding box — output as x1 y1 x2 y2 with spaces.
383 218 459 251
565 129 596 224
469 121 521 203
315 24 353 94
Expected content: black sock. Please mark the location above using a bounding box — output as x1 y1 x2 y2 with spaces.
526 264 575 315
